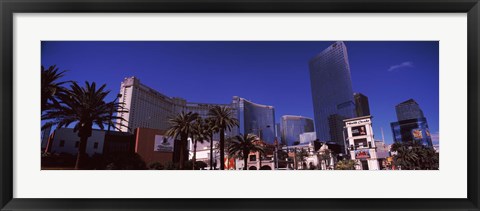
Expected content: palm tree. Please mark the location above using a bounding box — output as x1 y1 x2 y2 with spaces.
41 65 70 112
391 140 437 170
208 106 239 170
166 111 199 170
41 81 128 169
204 117 219 170
191 117 208 170
227 133 264 170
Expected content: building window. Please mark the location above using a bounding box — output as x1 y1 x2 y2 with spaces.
354 138 368 149
94 142 99 149
75 141 79 148
249 155 256 161
59 140 65 147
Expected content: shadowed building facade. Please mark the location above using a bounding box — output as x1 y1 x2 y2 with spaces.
309 41 356 147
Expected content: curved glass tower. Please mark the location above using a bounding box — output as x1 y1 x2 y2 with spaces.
281 115 315 146
309 41 356 146
232 96 276 144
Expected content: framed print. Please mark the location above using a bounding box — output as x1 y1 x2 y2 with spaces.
1 0 479 210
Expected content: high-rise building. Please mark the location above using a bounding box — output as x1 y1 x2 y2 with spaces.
354 92 371 117
116 77 231 134
231 96 275 144
309 41 356 146
281 115 315 146
390 99 433 146
395 99 425 121
328 114 347 148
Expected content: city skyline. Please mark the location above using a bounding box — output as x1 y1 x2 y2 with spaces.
41 41 439 144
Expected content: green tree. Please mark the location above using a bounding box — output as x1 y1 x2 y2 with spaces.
227 133 265 170
191 117 209 170
166 111 199 170
335 160 357 170
148 162 165 170
41 65 71 112
204 117 219 170
391 140 438 170
208 106 239 170
42 81 128 169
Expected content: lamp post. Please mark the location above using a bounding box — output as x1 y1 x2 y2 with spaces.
342 126 349 156
274 139 279 170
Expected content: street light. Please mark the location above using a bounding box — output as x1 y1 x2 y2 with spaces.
342 126 348 155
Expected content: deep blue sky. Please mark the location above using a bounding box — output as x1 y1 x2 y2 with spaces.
41 41 439 144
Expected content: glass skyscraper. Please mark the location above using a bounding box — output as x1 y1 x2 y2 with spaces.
309 41 356 146
395 99 425 121
391 118 433 147
231 96 275 144
354 92 371 117
281 115 315 146
390 99 433 146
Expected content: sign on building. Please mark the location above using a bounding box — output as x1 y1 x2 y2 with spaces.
343 116 380 170
355 149 370 159
154 135 174 152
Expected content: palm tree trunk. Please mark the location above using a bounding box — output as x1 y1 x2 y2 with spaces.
209 134 214 170
259 151 262 170
244 150 249 170
75 136 89 170
193 139 198 170
220 128 225 170
179 134 187 170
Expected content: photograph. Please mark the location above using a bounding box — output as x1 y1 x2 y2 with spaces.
40 41 439 171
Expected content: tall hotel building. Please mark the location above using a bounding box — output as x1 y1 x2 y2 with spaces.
390 99 433 146
309 41 356 146
116 77 231 133
280 115 315 146
231 96 275 144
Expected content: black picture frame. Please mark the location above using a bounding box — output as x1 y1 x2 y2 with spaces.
1 0 479 210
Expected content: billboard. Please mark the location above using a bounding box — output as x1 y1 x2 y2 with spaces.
412 129 423 140
154 135 174 152
351 125 367 137
355 149 370 159
353 138 368 148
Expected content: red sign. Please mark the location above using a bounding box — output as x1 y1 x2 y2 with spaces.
224 157 236 170
355 150 370 159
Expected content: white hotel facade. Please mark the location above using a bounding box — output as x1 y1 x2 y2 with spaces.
116 77 231 133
